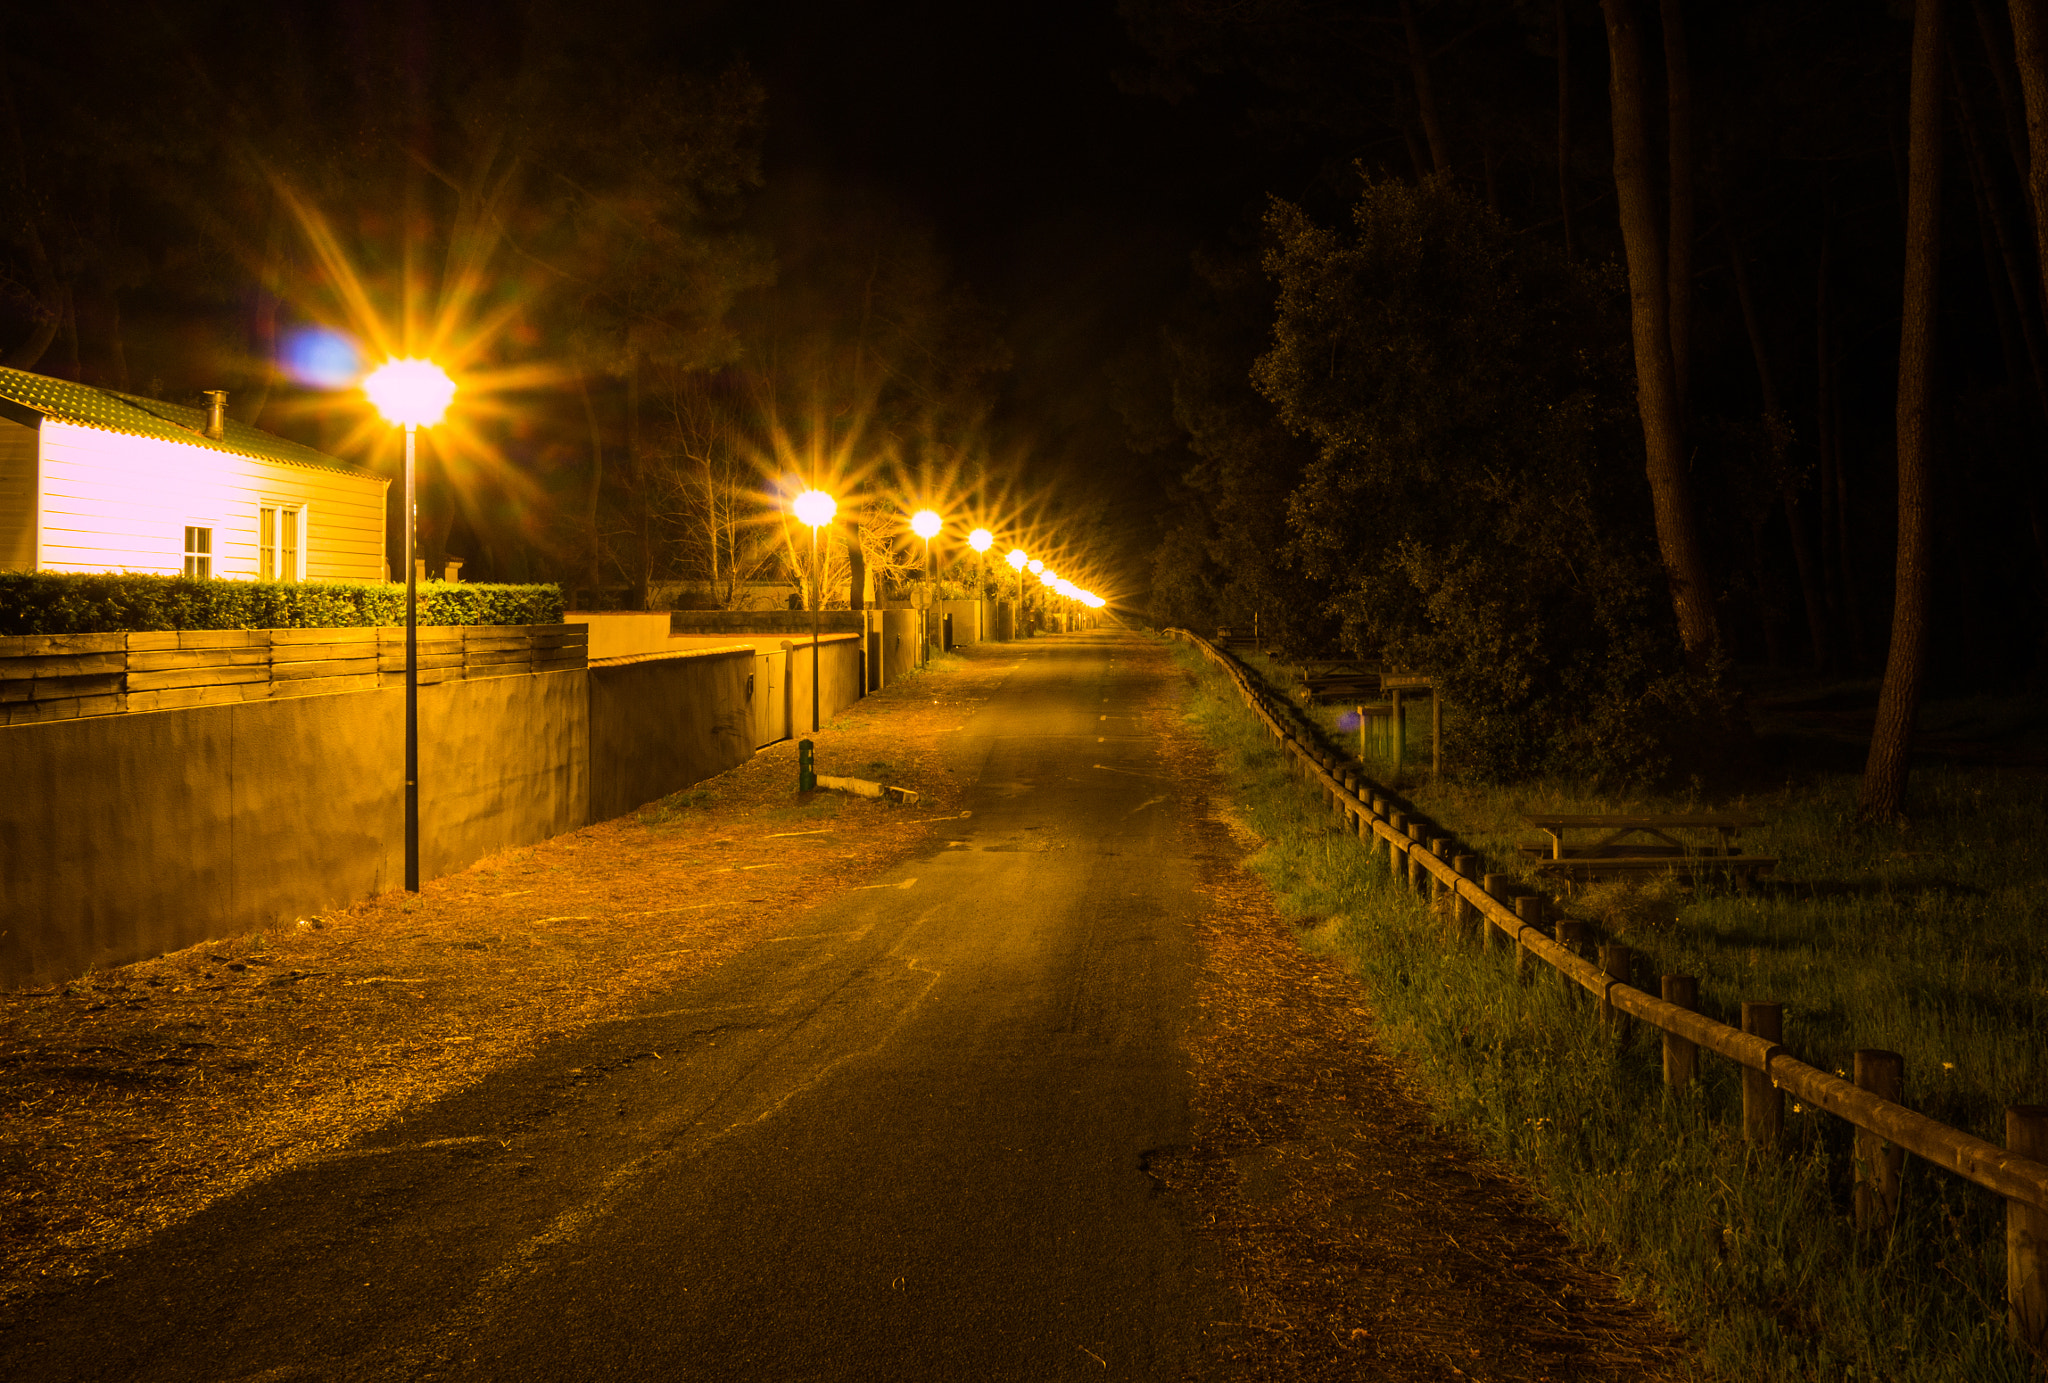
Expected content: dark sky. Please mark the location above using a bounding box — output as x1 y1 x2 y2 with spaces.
710 0 1242 594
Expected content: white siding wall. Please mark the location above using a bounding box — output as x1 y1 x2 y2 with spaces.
0 417 35 571
36 420 387 580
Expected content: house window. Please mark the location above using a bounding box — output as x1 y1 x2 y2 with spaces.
183 526 212 579
259 503 304 582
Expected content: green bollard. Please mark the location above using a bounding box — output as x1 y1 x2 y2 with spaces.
798 739 816 792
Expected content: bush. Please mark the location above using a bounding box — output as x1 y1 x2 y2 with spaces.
0 573 565 635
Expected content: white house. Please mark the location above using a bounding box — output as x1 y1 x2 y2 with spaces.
0 367 387 582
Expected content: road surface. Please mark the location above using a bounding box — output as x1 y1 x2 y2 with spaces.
4 633 1241 1381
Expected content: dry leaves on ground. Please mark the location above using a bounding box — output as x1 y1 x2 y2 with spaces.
1143 682 1692 1383
0 651 1012 1317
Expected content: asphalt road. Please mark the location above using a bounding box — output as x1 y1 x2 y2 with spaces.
6 632 1241 1381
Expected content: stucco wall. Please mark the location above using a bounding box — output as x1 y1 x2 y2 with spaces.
785 635 863 736
0 670 586 988
588 651 755 821
879 610 919 685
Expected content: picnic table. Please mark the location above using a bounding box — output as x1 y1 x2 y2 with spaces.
1517 811 1776 885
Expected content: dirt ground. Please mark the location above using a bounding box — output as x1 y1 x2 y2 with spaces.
2 635 1694 1380
1141 674 1692 1381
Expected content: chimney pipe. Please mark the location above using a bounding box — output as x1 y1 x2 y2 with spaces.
203 391 227 440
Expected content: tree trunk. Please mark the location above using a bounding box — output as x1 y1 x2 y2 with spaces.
1661 0 1696 417
1861 0 1945 826
847 522 866 611
1724 205 1829 670
2008 0 2048 319
1601 0 1721 660
1402 0 1451 176
1956 30 2048 423
1557 0 1576 259
1972 0 2033 181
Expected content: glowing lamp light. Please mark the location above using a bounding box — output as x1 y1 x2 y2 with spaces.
1056 579 1077 598
793 489 837 527
968 527 993 553
911 509 942 540
1039 569 1057 587
1007 548 1028 571
363 358 456 428
1028 558 1044 575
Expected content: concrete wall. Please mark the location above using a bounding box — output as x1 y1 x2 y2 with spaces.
937 600 985 647
786 635 863 735
567 612 677 660
878 610 919 686
670 610 862 637
588 650 754 821
0 670 586 988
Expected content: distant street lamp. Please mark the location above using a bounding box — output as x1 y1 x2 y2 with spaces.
364 357 456 893
911 509 941 664
794 488 837 732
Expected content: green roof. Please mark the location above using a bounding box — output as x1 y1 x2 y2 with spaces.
0 367 374 478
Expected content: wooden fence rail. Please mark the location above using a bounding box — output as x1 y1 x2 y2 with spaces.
1167 627 2048 1352
0 624 589 725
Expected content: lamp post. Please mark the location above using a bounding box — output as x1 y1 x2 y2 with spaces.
794 489 837 733
911 509 941 664
968 528 992 640
364 358 456 893
1027 558 1043 634
1005 548 1027 641
1040 566 1058 635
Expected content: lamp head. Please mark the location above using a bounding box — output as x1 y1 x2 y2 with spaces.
911 509 942 540
793 489 837 528
968 527 992 553
364 358 456 428
1006 548 1027 571
1039 569 1056 587
1027 558 1043 575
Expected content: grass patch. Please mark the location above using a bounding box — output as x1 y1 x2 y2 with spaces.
1171 640 2042 1381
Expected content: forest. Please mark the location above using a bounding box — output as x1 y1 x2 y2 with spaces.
1127 0 2044 816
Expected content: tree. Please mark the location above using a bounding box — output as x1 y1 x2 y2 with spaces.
1255 175 1716 779
1860 0 1945 825
1600 0 1720 661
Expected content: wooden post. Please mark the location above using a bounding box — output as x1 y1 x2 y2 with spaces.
1852 1051 1904 1232
1391 687 1404 782
1513 896 1543 982
1388 810 1405 870
2007 1105 2048 1353
1459 861 1484 946
1407 824 1426 892
1599 943 1632 1035
1429 838 1448 900
1661 975 1697 1091
1357 703 1365 764
1741 1002 1783 1147
1554 919 1589 959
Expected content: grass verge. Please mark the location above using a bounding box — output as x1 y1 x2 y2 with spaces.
1172 640 2041 1381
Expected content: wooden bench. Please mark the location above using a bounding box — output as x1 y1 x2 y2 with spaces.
1517 811 1776 885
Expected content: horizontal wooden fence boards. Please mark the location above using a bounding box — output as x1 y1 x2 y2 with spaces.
0 623 588 724
1163 626 2048 1344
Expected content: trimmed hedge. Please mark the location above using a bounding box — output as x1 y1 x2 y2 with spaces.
0 572 565 635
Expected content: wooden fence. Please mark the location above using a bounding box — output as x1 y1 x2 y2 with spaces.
0 624 589 725
1170 628 2048 1353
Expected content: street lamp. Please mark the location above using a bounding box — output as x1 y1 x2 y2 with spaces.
968 528 992 639
364 357 456 893
794 488 837 733
911 509 941 663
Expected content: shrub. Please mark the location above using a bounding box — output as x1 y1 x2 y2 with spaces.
0 572 564 635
